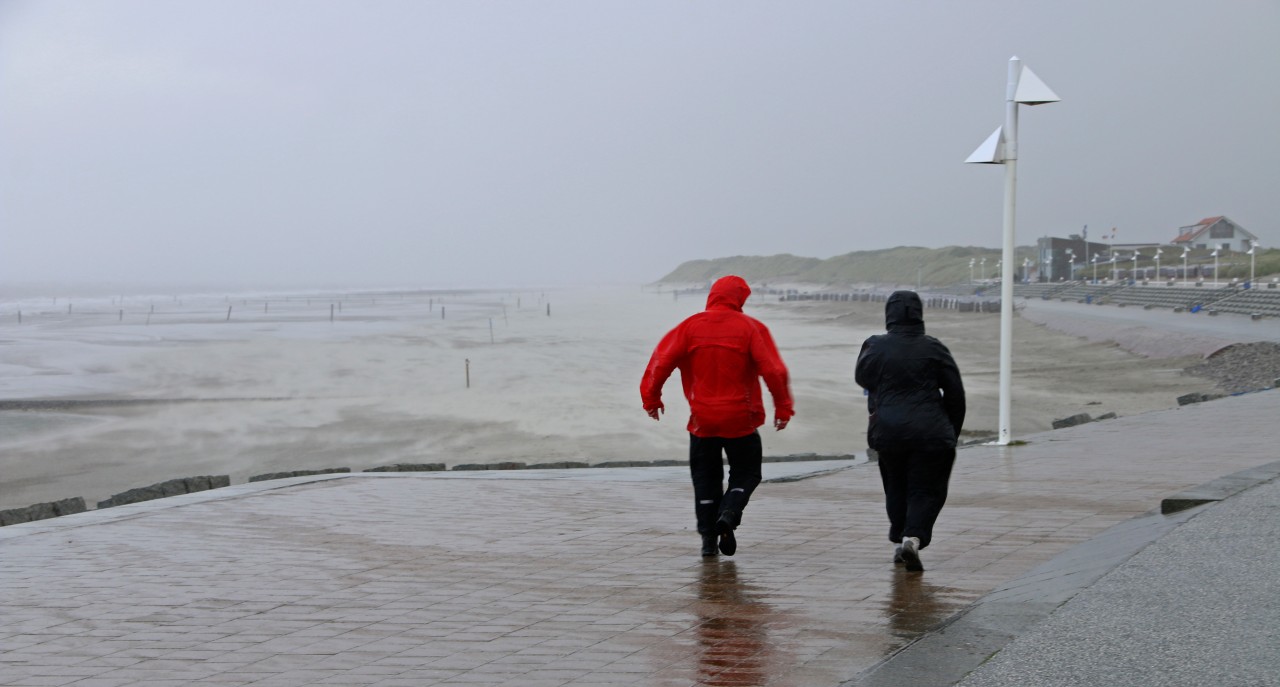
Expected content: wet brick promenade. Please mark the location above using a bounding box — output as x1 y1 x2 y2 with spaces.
2 390 1278 686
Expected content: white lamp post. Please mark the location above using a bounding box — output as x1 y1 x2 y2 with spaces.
1154 248 1163 283
980 257 987 282
1132 252 1141 283
1111 254 1118 282
1044 253 1053 282
966 57 1059 446
1248 244 1259 286
1022 257 1031 283
1091 253 1099 283
1211 249 1219 287
969 258 976 286
1182 247 1191 285
1065 248 1075 280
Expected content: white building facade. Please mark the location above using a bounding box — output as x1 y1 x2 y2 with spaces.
1171 216 1259 252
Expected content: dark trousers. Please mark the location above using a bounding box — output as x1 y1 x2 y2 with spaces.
877 446 955 549
689 432 763 534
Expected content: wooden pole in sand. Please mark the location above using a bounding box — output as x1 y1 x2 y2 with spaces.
330 304 335 322
489 318 494 343
546 303 551 316
226 306 232 321
118 309 123 321
442 306 446 320
465 358 470 388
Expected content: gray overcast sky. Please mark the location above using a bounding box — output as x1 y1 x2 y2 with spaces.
2 1 1276 289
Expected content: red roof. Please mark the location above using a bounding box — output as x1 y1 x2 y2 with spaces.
1173 216 1226 243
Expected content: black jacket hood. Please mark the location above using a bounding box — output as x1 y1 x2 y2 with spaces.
857 288 965 451
885 290 925 334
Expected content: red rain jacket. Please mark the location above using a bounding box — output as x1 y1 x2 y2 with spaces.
641 275 794 438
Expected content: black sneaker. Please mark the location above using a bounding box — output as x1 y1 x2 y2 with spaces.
715 511 738 556
893 545 905 565
718 529 737 557
701 533 718 557
715 510 739 534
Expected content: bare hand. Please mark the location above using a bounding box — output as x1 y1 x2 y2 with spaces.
774 417 789 431
647 407 663 421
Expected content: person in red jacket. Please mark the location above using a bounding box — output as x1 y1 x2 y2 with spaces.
641 275 795 557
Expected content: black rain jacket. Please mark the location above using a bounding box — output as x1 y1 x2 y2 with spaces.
854 291 966 451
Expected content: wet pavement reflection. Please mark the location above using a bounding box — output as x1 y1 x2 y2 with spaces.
692 560 778 686
883 570 969 640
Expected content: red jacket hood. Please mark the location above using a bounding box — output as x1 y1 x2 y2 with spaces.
706 275 750 311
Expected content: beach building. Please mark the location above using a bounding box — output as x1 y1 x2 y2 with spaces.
1035 235 1114 282
1172 216 1258 252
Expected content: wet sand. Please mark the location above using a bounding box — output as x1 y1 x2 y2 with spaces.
0 287 1221 510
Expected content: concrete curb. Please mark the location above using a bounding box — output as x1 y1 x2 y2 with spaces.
0 460 863 541
844 459 1280 687
0 473 355 542
1159 459 1280 513
762 464 858 483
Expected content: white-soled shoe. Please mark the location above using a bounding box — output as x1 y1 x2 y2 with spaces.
900 537 923 572
893 544 905 565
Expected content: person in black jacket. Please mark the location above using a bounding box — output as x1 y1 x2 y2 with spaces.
855 291 965 572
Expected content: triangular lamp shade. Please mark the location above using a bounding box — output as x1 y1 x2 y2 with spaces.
966 126 1006 164
1015 65 1061 105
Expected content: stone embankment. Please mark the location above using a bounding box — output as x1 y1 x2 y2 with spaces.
96 476 232 509
0 498 86 527
1183 341 1280 394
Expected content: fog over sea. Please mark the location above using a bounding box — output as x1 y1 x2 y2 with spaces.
0 284 862 509
0 283 1217 511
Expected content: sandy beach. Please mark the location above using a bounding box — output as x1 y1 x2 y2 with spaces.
0 286 1226 511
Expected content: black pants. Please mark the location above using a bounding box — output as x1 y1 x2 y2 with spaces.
689 432 763 535
877 446 955 549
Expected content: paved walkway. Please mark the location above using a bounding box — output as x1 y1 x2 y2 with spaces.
846 458 1280 687
954 474 1280 687
2 390 1278 686
1020 297 1280 358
